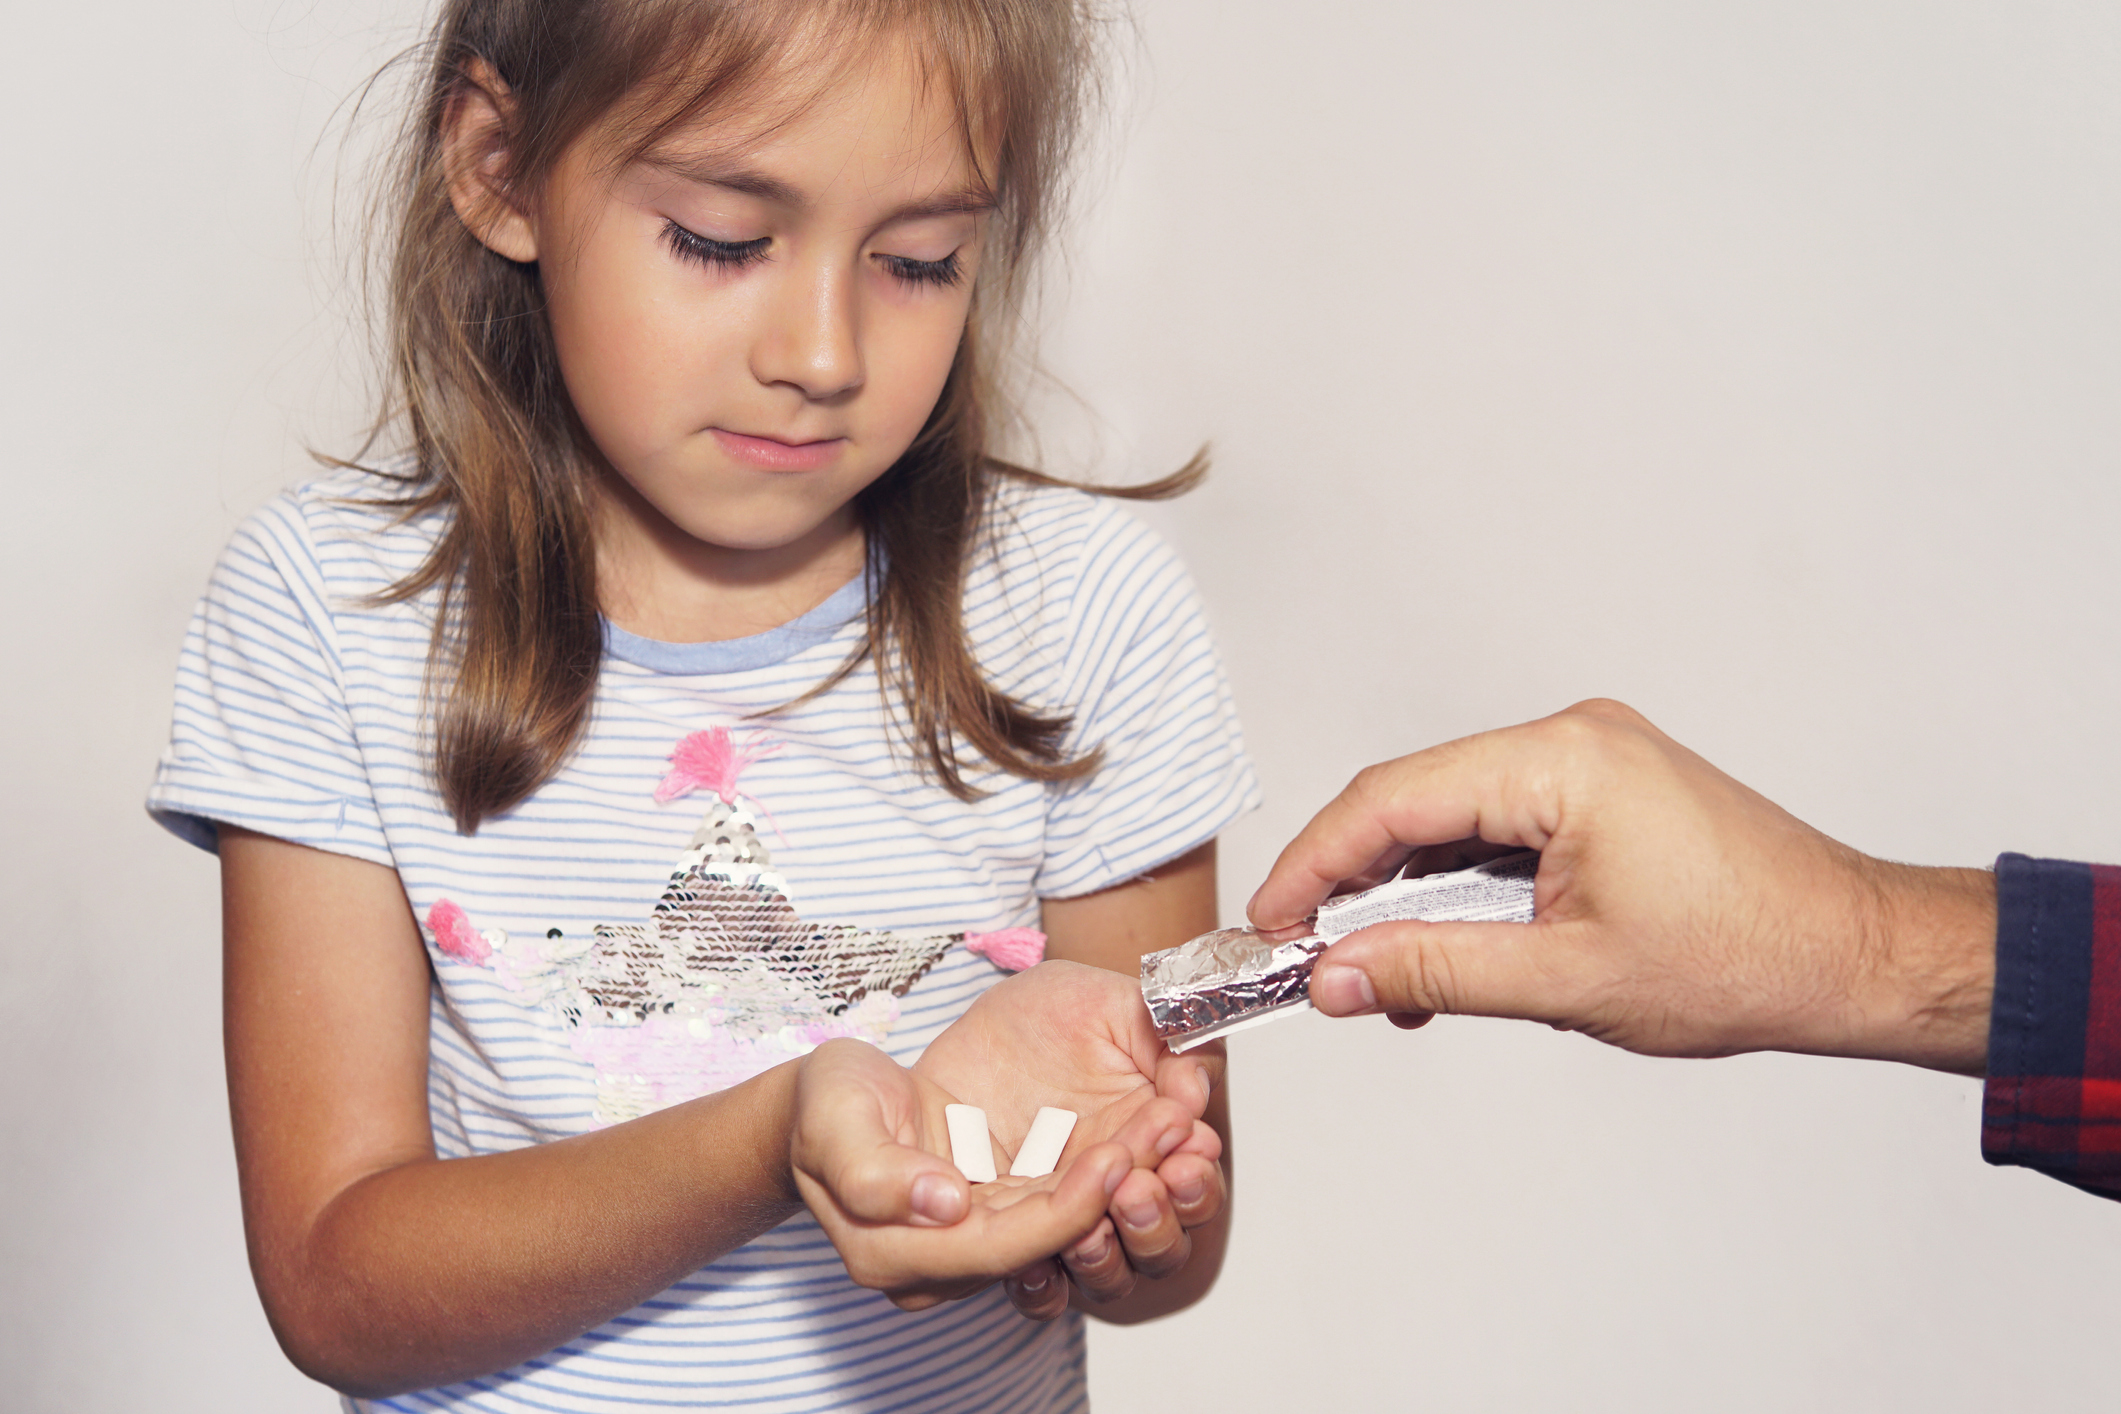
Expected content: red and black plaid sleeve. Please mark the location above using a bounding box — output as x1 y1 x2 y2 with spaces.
1981 853 2121 1199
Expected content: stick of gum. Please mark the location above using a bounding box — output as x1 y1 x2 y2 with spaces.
944 1103 997 1183
1008 1107 1079 1179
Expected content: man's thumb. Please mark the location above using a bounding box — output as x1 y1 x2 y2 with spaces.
1309 919 1560 1023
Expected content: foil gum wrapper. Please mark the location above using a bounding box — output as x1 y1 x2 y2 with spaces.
1141 852 1539 1052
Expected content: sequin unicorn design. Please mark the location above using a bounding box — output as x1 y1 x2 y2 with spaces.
428 729 1044 1126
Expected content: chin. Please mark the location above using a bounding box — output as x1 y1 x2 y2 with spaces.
667 507 846 555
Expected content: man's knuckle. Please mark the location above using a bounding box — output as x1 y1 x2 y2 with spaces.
1545 707 1611 754
1399 942 1458 1013
1348 761 1391 804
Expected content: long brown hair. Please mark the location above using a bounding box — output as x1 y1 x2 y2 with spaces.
353 0 1200 833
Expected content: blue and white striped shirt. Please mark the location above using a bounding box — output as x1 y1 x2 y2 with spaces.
148 465 1258 1413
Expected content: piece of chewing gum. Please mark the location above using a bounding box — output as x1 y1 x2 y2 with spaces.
945 1103 997 1183
1007 1107 1079 1179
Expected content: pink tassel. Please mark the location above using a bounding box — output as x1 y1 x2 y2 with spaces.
655 727 782 805
964 928 1046 971
428 898 491 965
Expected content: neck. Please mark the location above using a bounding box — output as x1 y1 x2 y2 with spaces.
592 472 866 645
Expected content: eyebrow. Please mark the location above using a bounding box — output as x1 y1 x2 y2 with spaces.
643 155 994 223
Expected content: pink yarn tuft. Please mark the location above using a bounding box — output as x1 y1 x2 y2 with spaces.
428 898 491 965
963 927 1046 972
655 727 782 806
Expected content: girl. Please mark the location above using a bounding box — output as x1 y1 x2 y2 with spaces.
149 1 1255 1409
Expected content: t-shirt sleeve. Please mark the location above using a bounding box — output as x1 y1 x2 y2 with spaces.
145 495 395 867
1035 504 1261 899
1980 852 2121 1201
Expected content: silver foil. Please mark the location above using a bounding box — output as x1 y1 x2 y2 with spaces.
1141 852 1539 1052
1140 928 1331 1052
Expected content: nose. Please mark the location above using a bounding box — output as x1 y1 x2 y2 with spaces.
751 257 863 402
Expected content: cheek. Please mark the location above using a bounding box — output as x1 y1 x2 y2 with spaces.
542 234 745 461
866 297 972 439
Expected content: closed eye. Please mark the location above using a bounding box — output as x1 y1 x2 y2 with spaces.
879 251 964 288
663 219 770 270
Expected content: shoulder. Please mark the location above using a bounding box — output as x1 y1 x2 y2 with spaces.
976 478 1194 625
217 458 448 605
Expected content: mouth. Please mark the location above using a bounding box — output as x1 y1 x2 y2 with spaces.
710 427 847 472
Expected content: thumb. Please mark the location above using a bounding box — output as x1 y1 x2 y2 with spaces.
1308 918 1577 1024
826 1140 973 1228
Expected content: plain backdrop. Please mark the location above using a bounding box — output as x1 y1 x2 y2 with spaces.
5 1 2118 1410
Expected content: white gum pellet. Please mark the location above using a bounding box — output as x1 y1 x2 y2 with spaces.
1007 1107 1079 1179
944 1104 997 1183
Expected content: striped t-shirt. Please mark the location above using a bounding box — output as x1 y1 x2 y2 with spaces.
148 464 1258 1413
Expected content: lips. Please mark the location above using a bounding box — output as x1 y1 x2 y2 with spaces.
710 427 846 472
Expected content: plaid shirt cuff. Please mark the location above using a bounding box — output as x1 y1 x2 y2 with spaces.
1981 853 2121 1199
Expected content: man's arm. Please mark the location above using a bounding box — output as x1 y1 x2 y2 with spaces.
1248 699 2121 1200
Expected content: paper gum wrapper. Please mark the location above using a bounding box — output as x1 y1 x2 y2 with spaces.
1139 852 1539 1052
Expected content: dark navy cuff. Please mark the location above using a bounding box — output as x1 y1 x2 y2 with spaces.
1981 853 2121 1200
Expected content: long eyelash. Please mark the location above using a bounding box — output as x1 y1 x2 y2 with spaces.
881 251 964 288
662 220 770 270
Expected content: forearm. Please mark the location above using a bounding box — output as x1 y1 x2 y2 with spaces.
258 1060 802 1397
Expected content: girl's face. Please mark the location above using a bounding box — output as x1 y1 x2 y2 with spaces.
467 49 987 574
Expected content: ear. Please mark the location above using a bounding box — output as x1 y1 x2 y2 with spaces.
441 60 539 263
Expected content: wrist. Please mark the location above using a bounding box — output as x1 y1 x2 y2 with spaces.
1853 861 1997 1075
757 1056 807 1208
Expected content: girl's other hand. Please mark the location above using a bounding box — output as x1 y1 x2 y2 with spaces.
1047 1037 1227 1310
789 1038 1135 1311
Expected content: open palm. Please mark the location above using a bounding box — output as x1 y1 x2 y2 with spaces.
913 960 1219 1169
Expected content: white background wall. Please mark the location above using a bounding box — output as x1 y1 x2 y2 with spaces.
4 2 2117 1410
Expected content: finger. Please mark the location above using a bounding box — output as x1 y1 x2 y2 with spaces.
1246 757 1485 930
888 1277 985 1312
1102 1095 1197 1169
1308 918 1582 1024
792 1039 972 1227
1108 1169 1191 1281
1059 1219 1136 1304
1166 1117 1221 1164
1246 724 1565 930
1004 1260 1071 1321
1154 1047 1222 1117
824 1138 972 1228
821 1140 1131 1291
1154 1152 1225 1229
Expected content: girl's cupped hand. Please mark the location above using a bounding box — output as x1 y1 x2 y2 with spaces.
790 1035 1139 1311
789 962 1225 1318
912 961 1227 1318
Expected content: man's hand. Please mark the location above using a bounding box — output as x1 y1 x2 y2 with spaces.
915 961 1227 1315
1247 699 1996 1074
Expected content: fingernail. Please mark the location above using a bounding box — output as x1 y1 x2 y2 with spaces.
911 1171 962 1224
1312 964 1377 1016
1016 1269 1050 1294
1103 1161 1126 1198
1119 1197 1160 1231
1073 1233 1111 1266
1170 1172 1205 1205
1154 1125 1186 1158
1193 1066 1213 1108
